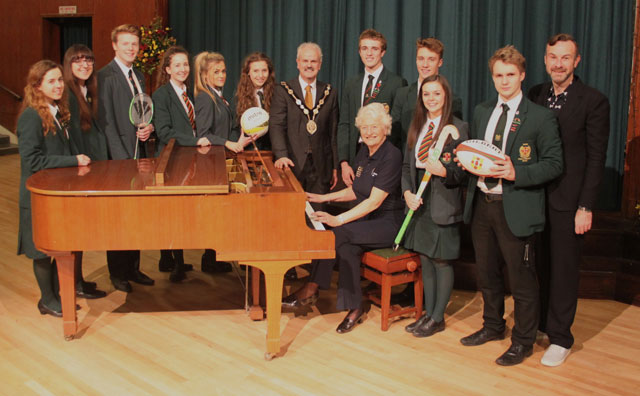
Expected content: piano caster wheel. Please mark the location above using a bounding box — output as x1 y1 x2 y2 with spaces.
64 335 74 341
264 352 276 361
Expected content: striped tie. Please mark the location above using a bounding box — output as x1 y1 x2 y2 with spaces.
182 91 197 133
417 122 434 162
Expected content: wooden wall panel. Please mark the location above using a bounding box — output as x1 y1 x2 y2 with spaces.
0 0 166 132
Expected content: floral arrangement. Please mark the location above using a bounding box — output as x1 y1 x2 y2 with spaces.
134 16 176 75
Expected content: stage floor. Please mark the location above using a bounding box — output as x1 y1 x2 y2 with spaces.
1 154 638 396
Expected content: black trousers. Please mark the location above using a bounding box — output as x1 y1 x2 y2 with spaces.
538 208 582 349
471 194 539 347
107 250 140 280
310 212 402 311
298 153 329 195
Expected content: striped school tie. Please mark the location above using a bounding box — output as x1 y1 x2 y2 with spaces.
417 122 434 162
182 91 197 133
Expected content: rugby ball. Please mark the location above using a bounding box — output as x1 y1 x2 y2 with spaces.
240 107 269 137
455 139 505 176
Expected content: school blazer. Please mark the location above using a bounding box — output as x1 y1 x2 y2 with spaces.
401 117 468 225
194 87 237 146
68 89 109 161
152 83 199 154
97 60 146 160
337 66 407 165
462 97 563 237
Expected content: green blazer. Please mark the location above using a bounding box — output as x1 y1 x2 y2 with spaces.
462 97 563 237
337 66 407 165
391 81 464 153
195 87 238 146
68 89 109 161
152 83 199 154
17 107 79 259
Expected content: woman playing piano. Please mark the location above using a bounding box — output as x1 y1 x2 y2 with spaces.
282 103 404 333
17 60 92 316
152 45 211 282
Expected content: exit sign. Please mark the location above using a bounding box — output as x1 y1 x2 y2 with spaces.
59 6 77 14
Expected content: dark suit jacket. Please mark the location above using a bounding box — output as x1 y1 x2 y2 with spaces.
401 117 469 225
97 59 146 160
338 66 407 165
152 83 199 154
17 107 79 258
391 81 464 152
528 77 610 211
68 89 109 161
194 87 237 146
269 78 339 185
462 97 563 237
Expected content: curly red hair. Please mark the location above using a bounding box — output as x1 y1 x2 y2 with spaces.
21 60 69 136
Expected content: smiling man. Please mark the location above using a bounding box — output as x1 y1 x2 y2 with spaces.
338 29 407 186
528 34 610 367
459 45 563 366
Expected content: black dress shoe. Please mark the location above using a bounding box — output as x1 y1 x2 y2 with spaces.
158 253 175 272
391 284 415 306
405 314 429 333
413 318 445 338
110 276 133 293
336 309 367 334
202 261 232 273
460 327 505 346
129 270 154 286
282 290 318 309
76 287 107 299
284 267 298 281
37 300 62 317
82 281 97 290
495 343 533 366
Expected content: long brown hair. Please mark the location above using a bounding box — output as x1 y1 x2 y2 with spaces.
154 45 190 90
63 45 98 132
21 60 69 136
193 51 225 107
235 52 275 118
407 74 453 150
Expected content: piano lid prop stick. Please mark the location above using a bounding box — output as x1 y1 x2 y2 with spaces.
251 141 273 184
393 124 460 251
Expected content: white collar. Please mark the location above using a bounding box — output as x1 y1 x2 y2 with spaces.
169 79 187 95
498 91 523 112
299 76 316 91
365 64 384 80
114 56 134 76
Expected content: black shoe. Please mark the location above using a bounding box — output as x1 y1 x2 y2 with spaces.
37 300 62 317
158 253 175 272
82 281 97 290
391 285 414 306
169 264 187 283
182 264 194 272
413 318 445 338
284 267 298 281
202 261 232 273
281 290 318 309
76 286 107 299
110 276 133 293
460 327 505 346
129 270 154 286
405 314 429 333
336 308 367 334
495 343 533 366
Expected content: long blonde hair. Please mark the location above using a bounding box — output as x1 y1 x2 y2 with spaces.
193 51 225 106
21 60 69 136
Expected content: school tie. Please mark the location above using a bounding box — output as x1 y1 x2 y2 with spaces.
417 122 434 162
363 74 375 106
55 110 69 139
128 69 140 95
485 103 509 189
304 85 313 109
257 90 265 108
182 91 197 133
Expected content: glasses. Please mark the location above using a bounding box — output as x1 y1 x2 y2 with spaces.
72 56 95 66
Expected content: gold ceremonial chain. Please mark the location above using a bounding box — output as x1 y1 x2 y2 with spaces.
281 81 331 135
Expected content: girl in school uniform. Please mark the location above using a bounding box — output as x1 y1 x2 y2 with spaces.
233 52 276 150
402 75 468 337
193 51 251 273
17 60 92 316
152 45 211 282
61 44 108 299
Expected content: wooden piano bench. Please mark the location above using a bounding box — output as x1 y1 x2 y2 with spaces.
361 248 423 331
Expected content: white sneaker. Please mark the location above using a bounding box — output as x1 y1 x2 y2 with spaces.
541 344 571 367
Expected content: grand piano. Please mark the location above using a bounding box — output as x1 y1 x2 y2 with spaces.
26 141 335 359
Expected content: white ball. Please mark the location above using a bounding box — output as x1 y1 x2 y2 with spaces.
240 107 269 137
455 139 505 177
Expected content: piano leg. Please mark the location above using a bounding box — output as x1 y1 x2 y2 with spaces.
54 251 78 340
249 266 264 320
241 260 309 360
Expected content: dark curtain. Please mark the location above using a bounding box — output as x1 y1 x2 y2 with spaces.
169 0 634 210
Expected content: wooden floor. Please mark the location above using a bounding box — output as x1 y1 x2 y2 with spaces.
1 153 639 396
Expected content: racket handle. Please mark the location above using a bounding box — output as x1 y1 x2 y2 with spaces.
393 209 415 250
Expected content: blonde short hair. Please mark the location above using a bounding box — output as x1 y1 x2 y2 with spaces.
355 103 392 136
